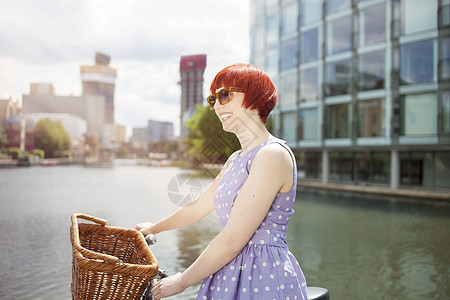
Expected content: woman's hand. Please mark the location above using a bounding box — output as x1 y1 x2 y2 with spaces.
135 221 154 236
151 273 186 299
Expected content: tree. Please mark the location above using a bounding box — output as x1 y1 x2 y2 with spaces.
183 105 240 165
34 118 71 158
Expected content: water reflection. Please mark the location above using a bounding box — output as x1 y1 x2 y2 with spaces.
176 215 221 270
288 191 450 299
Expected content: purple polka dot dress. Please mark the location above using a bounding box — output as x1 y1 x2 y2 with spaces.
197 138 308 300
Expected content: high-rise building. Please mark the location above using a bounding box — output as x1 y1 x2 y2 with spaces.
179 54 207 138
80 52 117 124
250 0 450 190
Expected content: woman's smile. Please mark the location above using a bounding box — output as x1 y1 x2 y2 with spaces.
219 112 233 122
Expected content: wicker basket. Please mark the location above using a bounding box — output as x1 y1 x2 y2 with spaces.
70 213 159 300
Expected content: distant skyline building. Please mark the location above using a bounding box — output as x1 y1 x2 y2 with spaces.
22 83 105 141
179 54 207 138
130 119 175 147
250 0 450 190
80 52 117 124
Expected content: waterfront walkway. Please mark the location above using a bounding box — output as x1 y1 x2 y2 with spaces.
298 180 450 203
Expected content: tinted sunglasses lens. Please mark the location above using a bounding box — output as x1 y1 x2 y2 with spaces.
218 89 231 104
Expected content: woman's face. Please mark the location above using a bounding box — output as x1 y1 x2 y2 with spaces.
213 87 245 133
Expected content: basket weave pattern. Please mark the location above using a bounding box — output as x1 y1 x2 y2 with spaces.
70 214 158 300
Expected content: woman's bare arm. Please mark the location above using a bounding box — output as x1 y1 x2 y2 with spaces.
136 153 236 235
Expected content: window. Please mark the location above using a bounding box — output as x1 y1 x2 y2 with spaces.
325 59 352 96
327 16 352 55
358 98 385 137
299 108 319 140
279 73 298 107
441 37 450 80
281 38 298 71
326 103 351 138
300 28 319 63
281 2 299 37
281 112 297 143
266 11 279 44
304 152 322 179
400 40 435 84
330 152 353 182
300 68 319 102
401 93 437 136
372 152 390 184
301 0 322 25
359 3 386 46
326 0 351 15
442 91 450 134
440 0 450 27
358 51 385 91
265 46 279 76
401 0 437 35
435 152 450 188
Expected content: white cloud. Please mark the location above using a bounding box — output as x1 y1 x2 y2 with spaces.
0 0 250 137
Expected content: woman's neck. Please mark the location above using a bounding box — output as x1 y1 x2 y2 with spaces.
234 115 272 156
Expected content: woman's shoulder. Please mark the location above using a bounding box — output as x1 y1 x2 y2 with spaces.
252 141 293 170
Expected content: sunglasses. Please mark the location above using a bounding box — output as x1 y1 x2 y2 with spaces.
206 87 243 110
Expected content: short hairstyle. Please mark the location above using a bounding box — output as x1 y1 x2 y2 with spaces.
210 63 277 123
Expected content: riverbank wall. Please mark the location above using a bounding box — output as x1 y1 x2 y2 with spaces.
298 180 450 203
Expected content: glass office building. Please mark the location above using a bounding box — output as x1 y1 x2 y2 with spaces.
250 0 450 189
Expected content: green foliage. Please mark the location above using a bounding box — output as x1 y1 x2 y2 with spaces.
0 133 7 149
33 149 45 159
62 150 73 158
183 105 240 165
34 118 71 158
8 147 21 159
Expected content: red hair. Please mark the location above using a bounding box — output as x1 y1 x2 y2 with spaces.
210 63 277 123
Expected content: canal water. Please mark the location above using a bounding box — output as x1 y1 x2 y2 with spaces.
0 160 448 299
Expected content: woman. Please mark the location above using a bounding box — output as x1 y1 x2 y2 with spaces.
136 63 308 299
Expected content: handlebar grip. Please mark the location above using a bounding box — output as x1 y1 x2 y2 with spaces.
145 234 157 245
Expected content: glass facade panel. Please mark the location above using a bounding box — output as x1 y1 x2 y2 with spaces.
402 0 437 35
265 46 279 77
372 152 390 184
355 152 371 182
358 98 385 137
360 3 386 46
279 73 298 107
442 91 450 134
281 38 298 71
300 68 319 102
327 16 352 55
441 2 450 26
299 108 318 140
305 152 322 179
401 93 437 136
300 28 319 63
325 60 352 96
435 152 450 188
281 2 299 37
266 11 279 44
301 0 322 25
330 152 353 182
441 37 450 80
401 151 450 188
358 51 385 91
281 111 297 143
400 40 435 85
326 103 351 138
326 0 351 15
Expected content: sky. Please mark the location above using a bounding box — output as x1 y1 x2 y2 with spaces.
0 0 250 137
